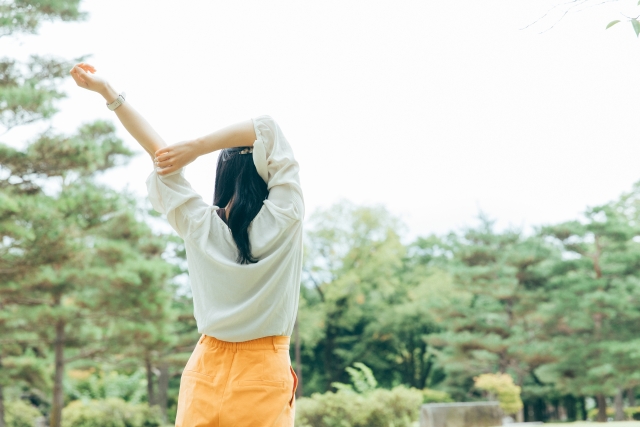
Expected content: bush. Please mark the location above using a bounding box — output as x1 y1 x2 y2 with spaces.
5 399 42 427
421 388 453 404
65 369 147 404
625 406 640 420
296 385 423 427
474 373 523 415
297 362 423 427
587 406 615 421
586 405 640 421
61 397 164 427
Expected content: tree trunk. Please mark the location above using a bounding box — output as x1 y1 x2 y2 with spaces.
0 380 5 427
629 388 636 407
533 398 546 421
614 388 625 421
579 396 588 420
564 395 577 421
50 319 65 427
145 356 156 406
294 318 303 398
596 394 607 422
158 362 169 423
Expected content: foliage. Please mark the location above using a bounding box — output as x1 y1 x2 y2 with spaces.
587 406 615 421
625 406 640 420
61 398 164 427
607 16 640 38
331 362 377 394
296 361 422 427
420 388 453 404
64 369 147 405
296 386 423 427
474 373 523 415
0 0 86 38
4 399 42 427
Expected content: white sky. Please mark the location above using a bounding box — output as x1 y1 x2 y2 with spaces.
3 0 640 239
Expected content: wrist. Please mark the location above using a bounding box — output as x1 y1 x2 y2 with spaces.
191 137 211 156
99 83 119 104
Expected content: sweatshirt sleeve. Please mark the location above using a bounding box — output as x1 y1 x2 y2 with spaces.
251 115 304 220
145 166 212 239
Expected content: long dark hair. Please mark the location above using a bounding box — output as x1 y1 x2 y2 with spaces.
213 147 268 264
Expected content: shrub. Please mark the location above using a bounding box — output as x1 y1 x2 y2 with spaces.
64 369 147 404
587 406 615 421
474 373 523 415
625 406 640 420
421 388 453 404
296 385 423 427
296 362 423 427
61 397 164 427
5 399 42 427
586 406 640 421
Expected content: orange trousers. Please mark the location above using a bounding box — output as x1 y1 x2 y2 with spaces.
175 334 298 427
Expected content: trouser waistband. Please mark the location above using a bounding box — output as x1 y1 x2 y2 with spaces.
199 334 290 352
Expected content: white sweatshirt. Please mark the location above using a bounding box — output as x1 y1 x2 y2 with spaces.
145 115 304 342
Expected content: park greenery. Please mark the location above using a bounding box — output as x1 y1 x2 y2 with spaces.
2 1 640 427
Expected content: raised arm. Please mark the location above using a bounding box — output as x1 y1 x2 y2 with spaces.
153 120 256 176
69 63 166 164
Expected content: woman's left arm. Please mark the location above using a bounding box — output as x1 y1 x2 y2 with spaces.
69 63 166 164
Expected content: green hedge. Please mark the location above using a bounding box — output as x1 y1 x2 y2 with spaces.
61 397 165 427
295 385 423 427
5 399 42 427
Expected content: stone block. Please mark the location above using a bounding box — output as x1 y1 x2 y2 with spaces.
420 401 504 427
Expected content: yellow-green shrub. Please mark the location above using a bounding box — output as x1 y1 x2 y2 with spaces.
586 406 640 421
625 406 640 420
587 406 615 421
5 399 42 427
295 385 423 427
474 373 523 415
61 397 164 427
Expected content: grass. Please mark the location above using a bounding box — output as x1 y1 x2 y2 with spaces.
546 423 640 426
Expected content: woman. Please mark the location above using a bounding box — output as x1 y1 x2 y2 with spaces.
70 63 303 427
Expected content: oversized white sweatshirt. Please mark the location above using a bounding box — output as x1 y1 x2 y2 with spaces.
145 115 304 342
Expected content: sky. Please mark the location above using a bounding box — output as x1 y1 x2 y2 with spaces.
4 0 640 240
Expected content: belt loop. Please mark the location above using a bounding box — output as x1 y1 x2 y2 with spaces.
199 334 205 344
272 337 278 353
233 342 237 353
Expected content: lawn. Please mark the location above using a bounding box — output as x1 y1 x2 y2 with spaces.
547 423 640 426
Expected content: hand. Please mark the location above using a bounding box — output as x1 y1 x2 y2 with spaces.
69 63 109 95
154 140 201 175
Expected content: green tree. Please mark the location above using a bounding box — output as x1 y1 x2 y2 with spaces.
300 202 451 393
537 196 640 422
0 2 181 426
430 216 555 422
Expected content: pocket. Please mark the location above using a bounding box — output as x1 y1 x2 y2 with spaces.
289 366 298 407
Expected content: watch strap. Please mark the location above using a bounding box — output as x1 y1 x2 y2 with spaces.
106 92 126 111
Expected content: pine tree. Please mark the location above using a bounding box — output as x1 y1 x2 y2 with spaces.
430 215 555 422
538 197 640 422
0 2 178 427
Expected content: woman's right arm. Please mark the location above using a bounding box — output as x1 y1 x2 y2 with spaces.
69 63 167 164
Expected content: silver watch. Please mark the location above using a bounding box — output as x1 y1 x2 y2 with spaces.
106 92 126 111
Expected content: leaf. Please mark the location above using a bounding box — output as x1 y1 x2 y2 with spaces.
632 19 640 37
606 20 621 29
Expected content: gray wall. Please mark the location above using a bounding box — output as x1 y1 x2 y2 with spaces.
420 402 504 427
